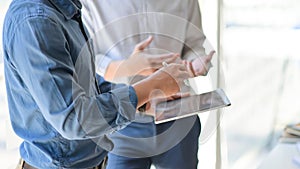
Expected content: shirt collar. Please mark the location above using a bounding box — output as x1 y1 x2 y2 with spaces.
48 0 82 20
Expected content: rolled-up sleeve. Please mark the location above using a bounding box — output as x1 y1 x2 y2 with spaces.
96 74 137 125
8 16 137 140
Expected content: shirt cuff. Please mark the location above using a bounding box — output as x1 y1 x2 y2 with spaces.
110 85 137 125
128 86 138 108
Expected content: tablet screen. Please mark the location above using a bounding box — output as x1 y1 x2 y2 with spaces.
154 88 231 124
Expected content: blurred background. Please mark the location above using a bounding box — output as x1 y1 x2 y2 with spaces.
1 0 300 168
221 0 300 168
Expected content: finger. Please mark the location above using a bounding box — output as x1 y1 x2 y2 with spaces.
182 60 188 65
180 92 190 98
205 51 215 62
163 54 180 64
171 92 190 99
154 53 180 63
209 50 216 56
205 51 215 70
135 36 153 51
187 61 195 77
165 96 176 101
182 60 194 77
177 64 188 71
161 63 187 77
201 51 215 72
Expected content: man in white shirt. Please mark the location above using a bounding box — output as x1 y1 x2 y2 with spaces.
82 0 214 168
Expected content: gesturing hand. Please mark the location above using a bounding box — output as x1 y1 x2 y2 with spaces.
124 36 179 76
143 92 190 117
150 63 190 97
190 51 215 76
132 63 190 108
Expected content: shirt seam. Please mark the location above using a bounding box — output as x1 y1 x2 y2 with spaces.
6 14 58 54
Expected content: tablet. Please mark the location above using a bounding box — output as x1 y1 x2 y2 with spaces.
154 88 231 124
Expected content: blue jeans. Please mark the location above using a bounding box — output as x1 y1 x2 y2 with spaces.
106 116 201 169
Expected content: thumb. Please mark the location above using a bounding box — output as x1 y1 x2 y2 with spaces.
206 51 215 61
135 36 153 51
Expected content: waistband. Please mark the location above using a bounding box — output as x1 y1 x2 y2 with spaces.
17 157 107 169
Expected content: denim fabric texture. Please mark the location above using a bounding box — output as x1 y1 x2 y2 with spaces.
2 0 137 168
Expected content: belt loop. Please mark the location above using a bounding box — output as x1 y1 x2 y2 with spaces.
100 156 107 169
21 160 25 169
92 156 107 169
16 159 25 169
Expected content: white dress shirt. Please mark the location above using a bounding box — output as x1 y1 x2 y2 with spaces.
81 0 206 78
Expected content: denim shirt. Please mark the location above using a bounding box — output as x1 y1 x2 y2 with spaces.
2 0 137 168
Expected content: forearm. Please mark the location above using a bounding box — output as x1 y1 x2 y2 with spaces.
132 65 184 108
132 78 156 108
104 60 134 81
104 61 119 81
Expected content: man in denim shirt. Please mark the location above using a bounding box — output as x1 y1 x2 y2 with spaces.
2 0 190 168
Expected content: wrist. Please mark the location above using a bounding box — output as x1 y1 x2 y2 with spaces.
132 78 155 107
104 60 123 80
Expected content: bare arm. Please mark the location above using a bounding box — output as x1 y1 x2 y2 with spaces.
104 36 179 81
133 63 189 108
